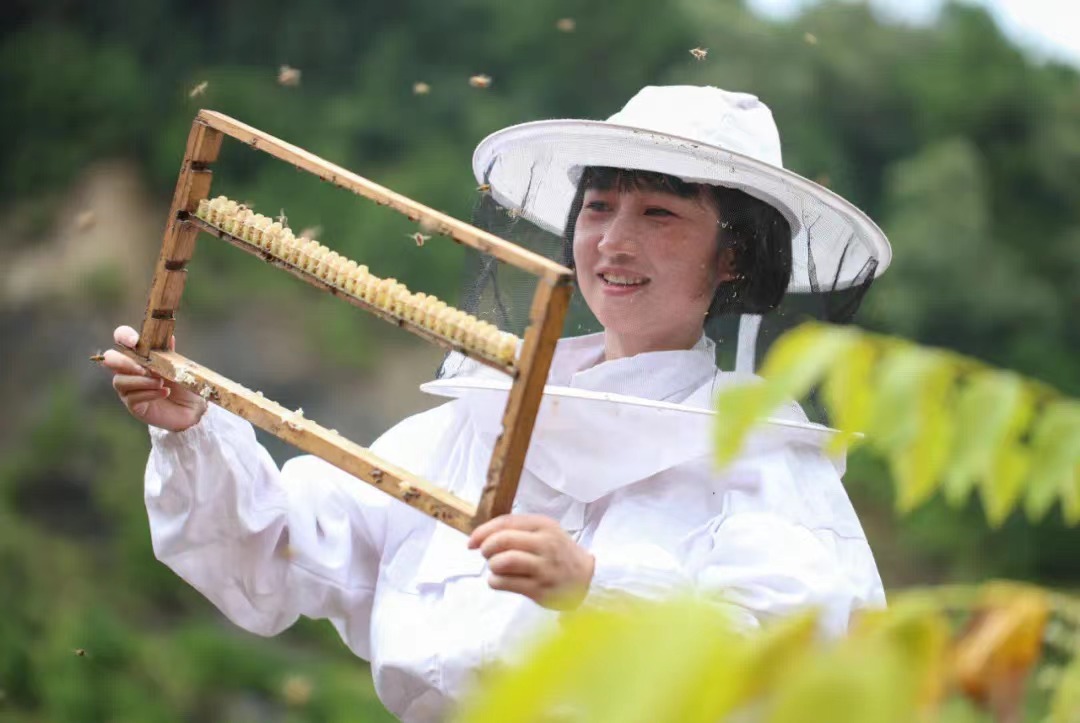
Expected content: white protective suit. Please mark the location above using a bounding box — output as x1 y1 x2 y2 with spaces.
145 332 884 722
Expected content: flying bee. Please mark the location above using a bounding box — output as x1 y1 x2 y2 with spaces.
468 74 492 89
189 80 209 98
278 65 302 87
413 81 431 95
75 210 97 232
804 32 819 45
276 209 288 226
410 232 430 247
298 225 322 241
476 183 491 194
556 18 576 32
690 47 708 61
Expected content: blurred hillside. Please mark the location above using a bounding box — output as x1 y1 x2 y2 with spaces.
1 0 1078 720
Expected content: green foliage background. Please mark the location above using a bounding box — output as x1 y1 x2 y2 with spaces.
0 0 1077 719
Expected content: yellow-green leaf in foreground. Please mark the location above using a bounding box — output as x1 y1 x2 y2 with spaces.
942 371 1024 507
763 625 931 723
821 338 877 454
672 609 819 722
977 390 1034 528
888 359 958 513
715 321 1078 528
981 444 1032 528
1050 651 1080 723
851 599 951 711
756 323 859 399
715 323 855 466
714 383 772 466
454 597 756 723
1023 400 1080 523
764 601 947 723
865 345 945 454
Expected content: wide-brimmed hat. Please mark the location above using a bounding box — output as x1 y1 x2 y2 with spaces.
472 85 891 293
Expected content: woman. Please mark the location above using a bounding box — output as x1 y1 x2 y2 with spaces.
103 85 890 722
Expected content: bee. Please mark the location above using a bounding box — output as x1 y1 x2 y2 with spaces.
413 81 431 95
556 18 576 32
278 65 302 87
285 408 305 431
410 232 430 247
298 225 322 241
276 209 288 226
75 210 96 232
73 648 88 657
804 32 819 45
89 352 105 363
476 183 491 194
468 74 492 89
690 47 708 61
189 81 209 98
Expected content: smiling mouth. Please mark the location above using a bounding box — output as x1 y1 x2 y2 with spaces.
598 272 650 287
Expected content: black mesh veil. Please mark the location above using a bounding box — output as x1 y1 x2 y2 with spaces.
437 123 887 382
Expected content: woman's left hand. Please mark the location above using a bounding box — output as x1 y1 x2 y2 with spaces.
467 514 595 610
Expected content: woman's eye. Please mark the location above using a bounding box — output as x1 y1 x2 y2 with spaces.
644 207 675 217
585 200 610 212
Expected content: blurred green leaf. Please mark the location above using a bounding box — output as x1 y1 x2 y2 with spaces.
1023 401 1080 523
943 372 1024 506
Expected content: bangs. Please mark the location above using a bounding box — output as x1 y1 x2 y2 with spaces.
580 166 702 200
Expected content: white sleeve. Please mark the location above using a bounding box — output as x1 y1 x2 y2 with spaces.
683 444 885 636
584 543 692 607
584 513 864 635
684 512 864 636
582 445 883 635
144 404 394 659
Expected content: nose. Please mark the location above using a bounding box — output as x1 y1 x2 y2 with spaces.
596 207 642 256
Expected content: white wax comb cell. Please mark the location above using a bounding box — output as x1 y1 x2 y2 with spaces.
194 195 520 365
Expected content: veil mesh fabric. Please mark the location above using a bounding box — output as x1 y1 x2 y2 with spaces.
438 135 883 380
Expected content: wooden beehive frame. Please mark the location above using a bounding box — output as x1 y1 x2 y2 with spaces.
117 111 573 534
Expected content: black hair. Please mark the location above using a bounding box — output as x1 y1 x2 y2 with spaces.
561 167 793 320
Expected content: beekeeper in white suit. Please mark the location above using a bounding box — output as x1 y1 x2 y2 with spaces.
102 85 891 722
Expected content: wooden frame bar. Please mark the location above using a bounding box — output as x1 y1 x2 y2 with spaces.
123 112 574 534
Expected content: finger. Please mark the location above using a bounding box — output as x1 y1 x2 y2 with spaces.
124 388 170 406
488 550 542 578
102 350 151 377
468 514 556 549
169 334 176 351
113 374 164 393
114 325 139 348
488 574 543 602
479 529 544 559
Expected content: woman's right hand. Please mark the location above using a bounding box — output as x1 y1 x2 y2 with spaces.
102 325 208 432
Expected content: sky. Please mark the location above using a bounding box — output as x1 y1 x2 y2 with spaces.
747 0 1080 67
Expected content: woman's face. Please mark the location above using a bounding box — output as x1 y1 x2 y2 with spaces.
573 184 733 357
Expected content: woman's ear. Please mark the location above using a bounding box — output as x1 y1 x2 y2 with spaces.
715 247 737 284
